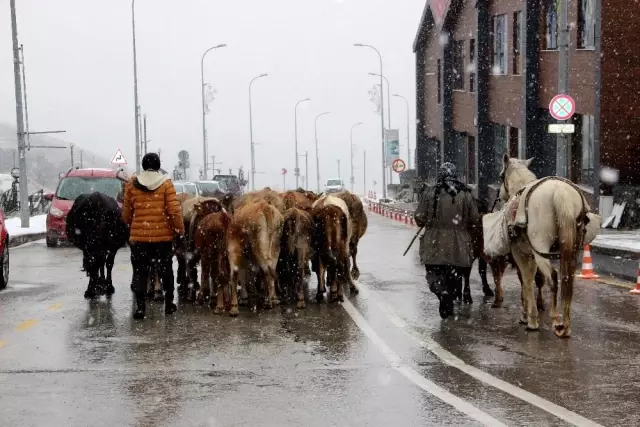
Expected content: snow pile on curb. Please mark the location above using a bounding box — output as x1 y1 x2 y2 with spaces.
591 233 640 254
5 214 47 237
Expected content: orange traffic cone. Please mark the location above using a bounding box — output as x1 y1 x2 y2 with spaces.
630 261 640 295
577 245 599 279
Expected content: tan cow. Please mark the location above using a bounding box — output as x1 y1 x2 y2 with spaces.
334 191 368 281
228 200 284 314
194 209 232 313
232 188 286 215
311 203 350 303
277 208 313 308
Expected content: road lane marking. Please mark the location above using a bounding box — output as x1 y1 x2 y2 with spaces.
341 299 508 427
353 283 604 427
15 319 39 331
0 340 7 348
47 303 63 311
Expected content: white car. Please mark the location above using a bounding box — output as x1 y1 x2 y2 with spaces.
324 179 345 194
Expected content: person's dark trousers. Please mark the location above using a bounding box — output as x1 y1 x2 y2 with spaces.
131 241 176 319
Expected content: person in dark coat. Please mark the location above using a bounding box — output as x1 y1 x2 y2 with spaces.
414 162 480 319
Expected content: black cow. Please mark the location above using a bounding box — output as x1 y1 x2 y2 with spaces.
66 192 129 299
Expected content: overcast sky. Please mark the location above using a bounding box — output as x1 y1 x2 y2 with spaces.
0 0 424 190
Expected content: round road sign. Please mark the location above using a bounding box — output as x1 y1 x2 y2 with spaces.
549 94 576 121
392 158 406 173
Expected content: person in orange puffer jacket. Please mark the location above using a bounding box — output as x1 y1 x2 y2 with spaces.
123 153 185 319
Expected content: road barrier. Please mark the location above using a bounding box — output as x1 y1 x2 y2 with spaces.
365 199 418 229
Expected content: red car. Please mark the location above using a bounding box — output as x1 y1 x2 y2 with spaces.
0 209 9 289
45 168 127 247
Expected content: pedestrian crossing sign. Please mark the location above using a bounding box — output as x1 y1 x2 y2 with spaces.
110 149 127 165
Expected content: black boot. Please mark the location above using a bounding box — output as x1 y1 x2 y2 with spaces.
133 299 146 320
165 294 177 315
439 291 454 319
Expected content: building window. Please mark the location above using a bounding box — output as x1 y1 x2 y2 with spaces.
579 0 596 48
493 124 508 182
492 14 507 75
581 115 595 183
452 40 465 91
468 135 477 184
513 11 523 74
437 59 442 104
469 39 476 92
544 0 558 50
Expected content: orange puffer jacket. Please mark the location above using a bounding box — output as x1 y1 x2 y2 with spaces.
122 171 185 243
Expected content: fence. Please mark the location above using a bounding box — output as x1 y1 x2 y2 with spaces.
0 184 50 217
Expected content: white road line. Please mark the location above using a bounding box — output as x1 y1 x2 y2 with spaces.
353 284 604 427
341 299 508 427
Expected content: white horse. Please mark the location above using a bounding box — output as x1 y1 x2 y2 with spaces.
500 154 589 338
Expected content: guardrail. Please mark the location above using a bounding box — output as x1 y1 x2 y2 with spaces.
0 187 51 217
365 198 418 227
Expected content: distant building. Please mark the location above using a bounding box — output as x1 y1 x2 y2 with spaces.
413 0 640 219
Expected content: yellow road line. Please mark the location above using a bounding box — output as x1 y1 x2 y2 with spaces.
47 303 63 311
595 277 634 290
15 319 39 331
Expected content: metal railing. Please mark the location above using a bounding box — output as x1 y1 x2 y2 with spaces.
0 179 50 217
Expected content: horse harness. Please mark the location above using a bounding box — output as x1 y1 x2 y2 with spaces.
501 175 590 260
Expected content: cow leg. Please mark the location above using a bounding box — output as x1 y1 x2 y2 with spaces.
479 257 495 297
196 252 210 306
105 251 116 297
534 269 546 312
350 242 361 281
176 254 188 299
315 260 326 303
227 241 242 316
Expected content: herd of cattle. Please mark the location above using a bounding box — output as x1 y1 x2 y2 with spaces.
65 187 367 316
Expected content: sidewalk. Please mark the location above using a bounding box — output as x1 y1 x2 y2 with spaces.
5 214 47 247
368 198 640 259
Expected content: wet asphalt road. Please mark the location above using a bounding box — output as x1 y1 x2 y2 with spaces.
2 215 640 426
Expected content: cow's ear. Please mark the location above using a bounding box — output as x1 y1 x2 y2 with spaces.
503 153 510 166
524 157 534 167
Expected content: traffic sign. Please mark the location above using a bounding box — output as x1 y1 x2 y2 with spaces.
110 149 127 165
392 158 406 173
548 124 575 134
281 168 287 175
549 94 575 121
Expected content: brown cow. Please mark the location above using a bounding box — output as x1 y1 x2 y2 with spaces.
177 197 229 301
277 208 313 308
194 209 232 313
311 203 350 303
228 200 284 314
334 190 367 281
232 189 286 215
282 190 318 212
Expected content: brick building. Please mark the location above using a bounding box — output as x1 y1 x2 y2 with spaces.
413 0 640 216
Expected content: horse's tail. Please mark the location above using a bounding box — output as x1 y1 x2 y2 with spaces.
553 187 584 336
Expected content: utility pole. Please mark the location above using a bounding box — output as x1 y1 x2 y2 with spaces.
70 144 74 167
298 151 309 190
142 114 148 154
557 0 570 177
132 0 141 174
19 45 30 149
337 159 341 179
294 98 310 188
10 0 29 227
363 150 366 196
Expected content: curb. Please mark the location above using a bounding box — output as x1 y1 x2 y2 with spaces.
589 244 640 260
8 232 46 248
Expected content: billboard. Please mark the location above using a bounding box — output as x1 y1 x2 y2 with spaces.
385 129 400 163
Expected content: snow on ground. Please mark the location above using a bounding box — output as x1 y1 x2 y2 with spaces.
592 233 640 254
4 214 47 237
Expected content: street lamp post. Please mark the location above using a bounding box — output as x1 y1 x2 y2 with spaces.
314 112 331 193
131 0 140 174
350 122 363 192
298 151 309 190
294 98 310 189
355 43 386 198
200 43 227 180
249 73 268 191
369 73 391 128
393 94 411 169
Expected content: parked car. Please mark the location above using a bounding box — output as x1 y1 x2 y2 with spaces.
324 178 345 194
212 174 243 197
173 181 200 198
195 181 226 199
45 168 127 248
0 209 9 289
